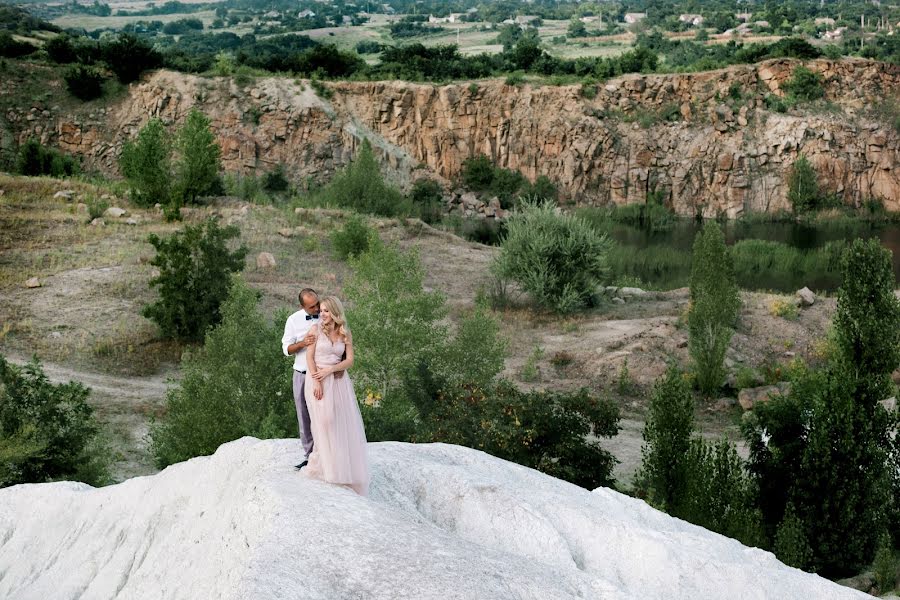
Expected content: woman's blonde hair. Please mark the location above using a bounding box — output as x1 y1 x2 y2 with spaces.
320 296 349 341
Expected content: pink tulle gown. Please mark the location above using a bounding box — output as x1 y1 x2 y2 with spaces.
303 330 370 496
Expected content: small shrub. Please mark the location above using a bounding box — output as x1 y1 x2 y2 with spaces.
617 358 637 395
580 83 597 99
331 214 374 260
314 138 410 217
550 351 574 371
773 503 813 570
15 139 79 177
100 33 162 84
519 346 544 382
734 366 761 390
0 356 109 487
461 155 496 190
262 164 290 192
764 93 788 113
787 155 820 214
505 71 525 86
873 534 897 594
495 200 611 314
769 298 799 320
86 197 108 221
467 82 479 94
407 365 620 490
309 78 333 99
408 178 443 224
142 219 248 343
63 63 105 101
522 175 558 201
783 66 824 102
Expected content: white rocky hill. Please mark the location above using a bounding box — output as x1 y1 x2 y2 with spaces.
0 438 868 600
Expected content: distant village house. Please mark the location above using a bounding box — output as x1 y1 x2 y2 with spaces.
624 12 646 24
678 14 704 26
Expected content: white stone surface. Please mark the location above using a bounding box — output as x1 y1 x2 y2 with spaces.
0 438 869 600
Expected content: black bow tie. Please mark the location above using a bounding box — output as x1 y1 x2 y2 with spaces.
305 314 319 321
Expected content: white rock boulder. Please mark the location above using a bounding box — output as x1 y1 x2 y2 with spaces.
0 439 868 600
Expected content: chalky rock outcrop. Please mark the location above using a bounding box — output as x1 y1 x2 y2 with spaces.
0 438 868 599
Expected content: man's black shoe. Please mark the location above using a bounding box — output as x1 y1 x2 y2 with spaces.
294 460 309 471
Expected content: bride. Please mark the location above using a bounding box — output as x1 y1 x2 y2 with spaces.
303 295 370 496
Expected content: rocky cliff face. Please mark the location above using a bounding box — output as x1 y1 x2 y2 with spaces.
3 57 898 216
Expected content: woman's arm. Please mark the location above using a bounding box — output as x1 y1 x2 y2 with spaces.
305 326 318 374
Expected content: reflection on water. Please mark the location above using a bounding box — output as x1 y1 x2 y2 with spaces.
604 219 900 291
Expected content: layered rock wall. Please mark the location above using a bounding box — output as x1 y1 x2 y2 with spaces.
2 57 898 216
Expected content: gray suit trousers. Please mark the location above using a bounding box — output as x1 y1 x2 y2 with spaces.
293 370 314 457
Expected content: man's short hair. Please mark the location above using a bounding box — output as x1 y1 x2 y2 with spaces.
299 288 318 304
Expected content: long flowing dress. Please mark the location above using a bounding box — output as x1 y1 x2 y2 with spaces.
303 330 370 496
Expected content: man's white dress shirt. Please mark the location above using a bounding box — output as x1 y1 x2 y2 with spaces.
282 310 319 373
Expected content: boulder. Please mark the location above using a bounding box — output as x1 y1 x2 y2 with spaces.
24 277 41 289
90 218 105 227
738 382 792 411
104 207 127 218
795 287 816 307
278 228 296 238
256 252 277 269
880 397 897 413
53 190 75 200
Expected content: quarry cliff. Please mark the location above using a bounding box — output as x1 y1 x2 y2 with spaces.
1 57 898 216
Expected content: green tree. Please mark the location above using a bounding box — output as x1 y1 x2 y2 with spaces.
789 365 890 576
688 222 740 396
172 109 222 205
100 33 162 83
330 214 375 260
149 278 295 467
495 200 611 314
832 238 900 407
142 219 248 343
345 237 446 402
119 117 171 207
316 138 409 217
567 19 588 38
637 367 695 514
787 155 820 213
0 356 109 487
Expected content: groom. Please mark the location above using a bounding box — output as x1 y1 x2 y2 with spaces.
282 287 322 470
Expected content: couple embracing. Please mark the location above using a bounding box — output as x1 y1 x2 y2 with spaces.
281 288 369 496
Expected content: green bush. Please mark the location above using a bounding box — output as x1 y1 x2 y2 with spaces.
172 109 222 205
0 356 109 487
63 63 105 101
782 66 824 102
262 164 290 192
314 138 410 217
688 222 740 396
873 534 897 594
461 155 496 190
681 437 763 547
142 219 248 343
495 200 611 314
149 278 295 467
406 364 619 489
100 33 162 84
787 155 820 214
773 503 813 570
637 367 695 514
86 197 108 221
15 139 79 177
331 214 374 260
119 117 171 207
408 178 444 224
522 175 558 201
